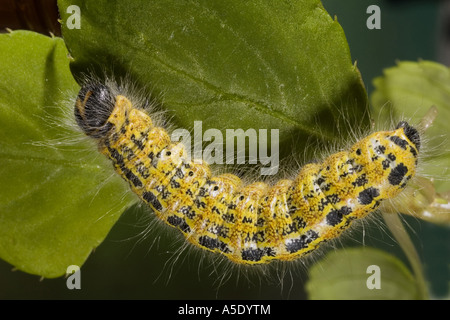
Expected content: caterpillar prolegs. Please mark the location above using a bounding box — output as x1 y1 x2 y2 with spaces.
74 81 421 265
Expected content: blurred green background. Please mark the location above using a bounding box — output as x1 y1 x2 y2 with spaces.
0 0 448 299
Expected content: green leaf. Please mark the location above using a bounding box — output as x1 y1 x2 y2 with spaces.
371 61 450 192
58 0 369 160
306 247 426 300
0 30 136 278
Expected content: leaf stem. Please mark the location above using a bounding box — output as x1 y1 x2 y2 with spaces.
382 212 429 299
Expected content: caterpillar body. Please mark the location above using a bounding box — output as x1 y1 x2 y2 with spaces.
74 81 421 265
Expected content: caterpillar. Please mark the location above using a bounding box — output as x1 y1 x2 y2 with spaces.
74 80 421 265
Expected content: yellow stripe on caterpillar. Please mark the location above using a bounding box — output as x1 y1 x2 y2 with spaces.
74 82 420 265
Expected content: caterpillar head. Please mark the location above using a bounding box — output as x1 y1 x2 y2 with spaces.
370 121 420 193
395 121 420 151
389 121 420 187
74 83 115 138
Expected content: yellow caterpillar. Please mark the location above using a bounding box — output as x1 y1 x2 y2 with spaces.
75 81 421 265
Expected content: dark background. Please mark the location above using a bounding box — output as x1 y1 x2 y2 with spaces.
0 0 448 299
